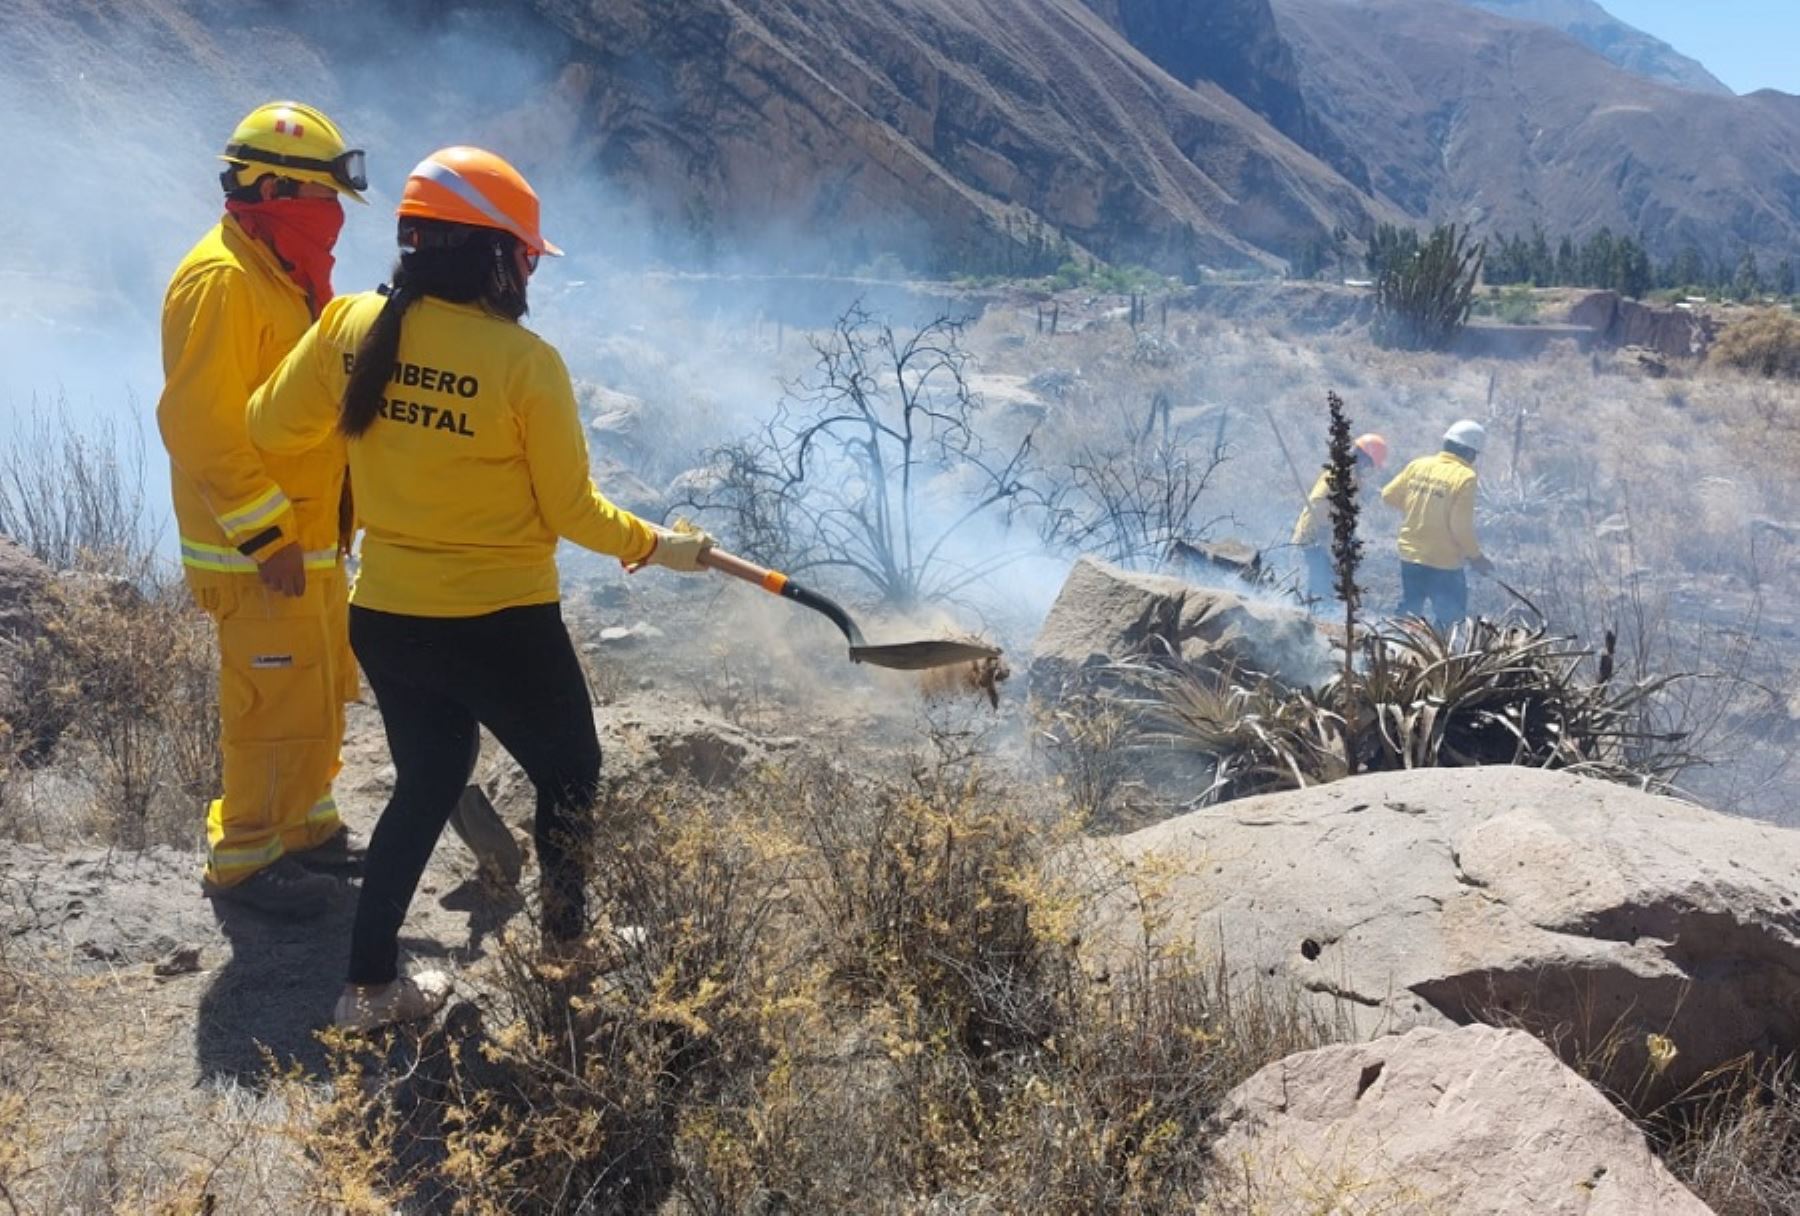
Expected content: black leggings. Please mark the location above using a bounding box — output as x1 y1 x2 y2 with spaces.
346 602 598 985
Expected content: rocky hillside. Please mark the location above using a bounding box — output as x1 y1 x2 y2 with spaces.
2 0 1796 282
1273 0 1800 259
520 0 1383 271
1461 0 1732 96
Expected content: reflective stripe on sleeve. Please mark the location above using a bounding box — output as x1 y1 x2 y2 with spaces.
216 485 292 538
180 538 340 573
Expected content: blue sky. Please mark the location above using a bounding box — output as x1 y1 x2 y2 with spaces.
1605 0 1799 95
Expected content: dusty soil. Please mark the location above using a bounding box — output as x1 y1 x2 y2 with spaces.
0 563 1025 1208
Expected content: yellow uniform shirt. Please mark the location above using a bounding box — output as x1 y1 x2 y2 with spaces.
1291 470 1333 548
157 217 346 574
248 291 656 617
1381 451 1482 571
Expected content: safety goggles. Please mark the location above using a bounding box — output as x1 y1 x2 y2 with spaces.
523 249 541 274
224 142 368 193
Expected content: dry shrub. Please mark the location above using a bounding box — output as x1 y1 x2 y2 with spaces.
1711 310 1800 379
1035 691 1151 830
1656 1059 1800 1215
0 569 217 848
305 765 1336 1213
0 402 155 581
0 406 218 847
1123 621 1689 805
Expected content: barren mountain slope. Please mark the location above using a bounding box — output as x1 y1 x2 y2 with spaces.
1461 0 1732 96
529 0 1381 269
0 0 1379 277
1079 0 1372 193
1274 0 1800 260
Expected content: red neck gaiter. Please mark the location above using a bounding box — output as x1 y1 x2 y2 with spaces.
225 197 345 315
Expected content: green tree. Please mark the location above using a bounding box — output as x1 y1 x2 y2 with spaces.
1734 250 1763 301
1666 247 1706 293
1555 236 1578 285
1775 258 1796 299
1613 236 1653 299
1366 223 1421 278
1528 228 1554 285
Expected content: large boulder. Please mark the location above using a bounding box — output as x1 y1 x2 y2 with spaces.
1208 1025 1710 1215
1030 556 1329 699
1096 766 1800 1094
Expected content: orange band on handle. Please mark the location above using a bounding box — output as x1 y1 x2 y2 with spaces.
762 571 788 595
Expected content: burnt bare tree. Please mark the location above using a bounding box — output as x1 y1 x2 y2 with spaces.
679 307 1036 608
1035 403 1229 569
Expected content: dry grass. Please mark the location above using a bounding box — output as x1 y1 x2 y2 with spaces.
0 405 218 850
296 763 1336 1213
0 933 312 1214
1711 309 1800 380
1 570 217 849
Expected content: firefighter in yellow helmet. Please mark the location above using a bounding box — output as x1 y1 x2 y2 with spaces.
1380 419 1496 627
249 147 713 1031
156 102 368 917
1291 433 1388 607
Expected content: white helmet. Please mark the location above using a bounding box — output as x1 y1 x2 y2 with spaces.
1444 419 1487 453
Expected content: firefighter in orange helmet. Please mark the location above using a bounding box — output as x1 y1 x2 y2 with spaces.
156 102 367 917
250 147 712 1031
1292 433 1389 606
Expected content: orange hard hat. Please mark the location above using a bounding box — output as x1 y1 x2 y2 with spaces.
396 146 562 256
1354 433 1390 469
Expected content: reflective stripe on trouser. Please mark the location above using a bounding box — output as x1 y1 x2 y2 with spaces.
185 564 350 885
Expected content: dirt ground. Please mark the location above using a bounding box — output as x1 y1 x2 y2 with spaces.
0 563 1027 1210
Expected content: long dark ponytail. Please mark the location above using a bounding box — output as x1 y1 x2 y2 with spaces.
339 218 532 438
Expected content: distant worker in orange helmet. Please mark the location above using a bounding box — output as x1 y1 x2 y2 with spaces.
156 102 368 918
1292 433 1388 607
250 147 714 1031
1381 419 1495 628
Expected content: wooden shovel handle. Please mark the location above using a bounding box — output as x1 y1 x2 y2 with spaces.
699 547 791 595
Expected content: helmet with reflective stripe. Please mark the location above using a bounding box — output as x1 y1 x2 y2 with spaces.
1443 419 1487 453
397 147 561 256
220 101 366 202
1353 433 1390 469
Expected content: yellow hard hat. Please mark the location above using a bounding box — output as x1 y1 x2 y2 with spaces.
219 101 367 202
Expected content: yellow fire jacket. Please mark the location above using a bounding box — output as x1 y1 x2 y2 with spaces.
157 217 346 576
1381 451 1483 570
248 292 656 617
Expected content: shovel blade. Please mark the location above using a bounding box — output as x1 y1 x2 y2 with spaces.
849 640 1002 671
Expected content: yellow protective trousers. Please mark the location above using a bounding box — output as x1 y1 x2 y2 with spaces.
187 561 355 885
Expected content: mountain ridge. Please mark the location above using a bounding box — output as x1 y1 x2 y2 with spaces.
1459 0 1732 96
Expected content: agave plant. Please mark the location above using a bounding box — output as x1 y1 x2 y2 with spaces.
1113 620 1690 806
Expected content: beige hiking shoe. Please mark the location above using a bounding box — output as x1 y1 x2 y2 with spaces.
332 970 453 1033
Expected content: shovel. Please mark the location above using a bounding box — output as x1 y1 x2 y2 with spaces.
699 548 1002 671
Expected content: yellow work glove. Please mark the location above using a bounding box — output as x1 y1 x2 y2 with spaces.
631 520 715 573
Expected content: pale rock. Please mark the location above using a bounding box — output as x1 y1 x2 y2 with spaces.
1030 556 1329 699
1097 766 1800 1094
1207 1025 1712 1215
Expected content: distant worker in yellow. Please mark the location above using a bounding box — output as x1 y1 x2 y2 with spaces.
1380 419 1494 627
1292 433 1388 606
157 102 368 917
250 147 714 1031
